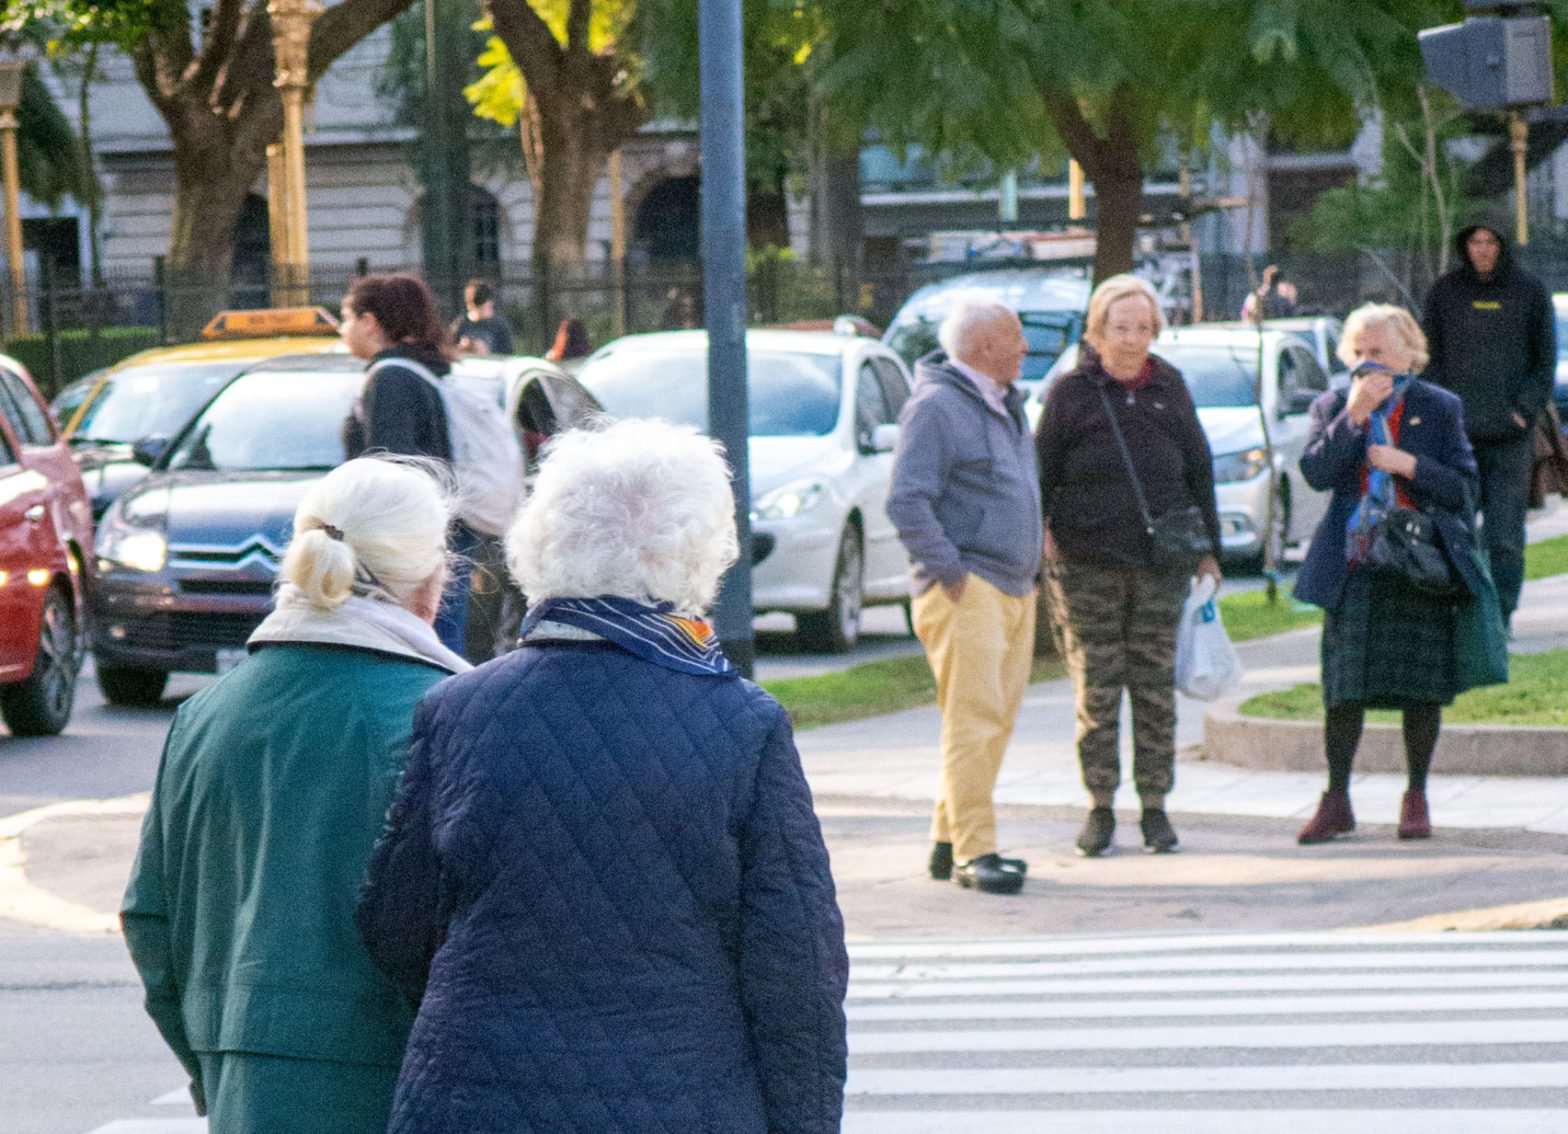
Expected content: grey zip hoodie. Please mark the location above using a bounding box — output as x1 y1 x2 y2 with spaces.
887 354 1044 596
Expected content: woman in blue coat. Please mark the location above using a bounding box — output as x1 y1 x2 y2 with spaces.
1293 304 1490 845
357 417 849 1134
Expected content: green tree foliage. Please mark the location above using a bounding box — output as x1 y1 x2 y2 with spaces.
15 60 85 207
639 0 824 249
1295 86 1485 305
816 0 1446 281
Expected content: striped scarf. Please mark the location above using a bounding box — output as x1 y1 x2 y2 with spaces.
520 595 737 677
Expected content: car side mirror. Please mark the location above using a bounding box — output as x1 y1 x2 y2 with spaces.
1282 390 1318 417
131 435 169 466
869 423 899 453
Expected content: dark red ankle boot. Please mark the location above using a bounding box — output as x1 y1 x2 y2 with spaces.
1398 789 1432 840
1297 791 1355 845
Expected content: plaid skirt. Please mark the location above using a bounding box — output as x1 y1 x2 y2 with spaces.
1321 566 1458 709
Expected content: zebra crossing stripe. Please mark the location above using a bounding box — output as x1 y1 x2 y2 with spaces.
847 968 1564 997
850 1017 1568 1054
842 1111 1568 1134
847 989 1568 1020
848 1061 1568 1094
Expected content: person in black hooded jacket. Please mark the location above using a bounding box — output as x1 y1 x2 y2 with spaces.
340 273 479 654
1421 220 1556 624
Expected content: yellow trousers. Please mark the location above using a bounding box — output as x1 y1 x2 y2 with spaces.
912 573 1036 863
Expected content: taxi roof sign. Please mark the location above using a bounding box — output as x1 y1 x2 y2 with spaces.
201 306 340 340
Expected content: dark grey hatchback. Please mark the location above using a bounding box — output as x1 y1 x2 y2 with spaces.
91 352 600 704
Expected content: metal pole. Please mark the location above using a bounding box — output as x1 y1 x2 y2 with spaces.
699 0 753 676
609 148 626 337
1510 111 1530 247
0 113 27 335
424 0 455 294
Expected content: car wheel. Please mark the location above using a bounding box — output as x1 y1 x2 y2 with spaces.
97 663 169 708
0 586 81 737
797 524 864 654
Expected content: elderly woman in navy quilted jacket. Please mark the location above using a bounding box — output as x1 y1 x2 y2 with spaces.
356 417 849 1134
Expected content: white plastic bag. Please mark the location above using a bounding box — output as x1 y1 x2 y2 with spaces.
1174 575 1243 701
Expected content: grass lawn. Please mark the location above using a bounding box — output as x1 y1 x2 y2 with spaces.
762 536 1568 732
763 654 1065 731
1239 649 1568 727
1525 534 1568 581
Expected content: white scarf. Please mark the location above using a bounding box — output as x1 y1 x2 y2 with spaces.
248 584 473 674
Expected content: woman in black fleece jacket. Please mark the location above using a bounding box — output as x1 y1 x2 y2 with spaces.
1036 273 1220 859
340 273 476 654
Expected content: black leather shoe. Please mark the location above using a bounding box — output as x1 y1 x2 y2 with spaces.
1076 806 1116 857
1140 808 1178 853
954 854 1026 895
929 841 953 880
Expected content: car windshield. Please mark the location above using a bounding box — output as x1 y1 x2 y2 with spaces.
69 361 242 444
886 311 1081 383
164 370 361 472
580 347 841 436
1156 345 1260 407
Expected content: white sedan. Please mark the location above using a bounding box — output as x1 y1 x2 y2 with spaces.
1040 326 1334 568
576 329 916 651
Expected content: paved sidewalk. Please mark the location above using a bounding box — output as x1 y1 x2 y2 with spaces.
798 512 1568 837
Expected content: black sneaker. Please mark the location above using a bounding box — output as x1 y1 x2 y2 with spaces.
928 841 953 880
1076 807 1115 857
1140 808 1179 853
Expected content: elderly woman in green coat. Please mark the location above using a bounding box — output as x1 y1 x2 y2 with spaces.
121 457 470 1133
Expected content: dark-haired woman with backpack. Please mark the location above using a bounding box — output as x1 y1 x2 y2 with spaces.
340 272 478 654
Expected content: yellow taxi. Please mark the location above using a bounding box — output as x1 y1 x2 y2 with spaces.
49 308 347 519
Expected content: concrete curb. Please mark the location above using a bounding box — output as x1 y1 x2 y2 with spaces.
1204 705 1568 776
0 795 147 935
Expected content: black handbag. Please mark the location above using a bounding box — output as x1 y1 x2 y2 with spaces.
1096 386 1212 571
1366 506 1459 596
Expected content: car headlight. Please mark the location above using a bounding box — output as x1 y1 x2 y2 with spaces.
1212 447 1268 484
97 523 167 573
752 479 826 521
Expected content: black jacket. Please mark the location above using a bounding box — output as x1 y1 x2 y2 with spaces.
1035 343 1221 569
1420 220 1555 445
343 343 453 461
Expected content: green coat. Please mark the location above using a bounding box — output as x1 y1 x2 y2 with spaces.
122 643 449 1122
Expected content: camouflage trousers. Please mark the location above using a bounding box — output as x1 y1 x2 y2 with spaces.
1043 561 1190 802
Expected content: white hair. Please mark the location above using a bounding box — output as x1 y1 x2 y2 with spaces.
506 418 739 616
937 297 1018 364
280 457 452 610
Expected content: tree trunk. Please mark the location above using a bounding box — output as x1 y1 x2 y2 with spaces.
533 105 606 272
746 185 791 250
1039 82 1145 283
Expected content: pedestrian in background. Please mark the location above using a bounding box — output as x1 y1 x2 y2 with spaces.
1293 305 1496 844
545 316 592 372
452 279 515 356
340 272 476 654
122 458 469 1134
887 299 1041 895
1242 264 1298 323
357 418 848 1134
1421 219 1556 630
1036 274 1221 857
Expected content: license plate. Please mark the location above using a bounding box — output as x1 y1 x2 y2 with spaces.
215 648 248 675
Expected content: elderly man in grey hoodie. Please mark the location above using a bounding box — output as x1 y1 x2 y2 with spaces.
888 299 1043 895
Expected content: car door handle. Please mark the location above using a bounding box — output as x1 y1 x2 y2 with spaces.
24 504 44 523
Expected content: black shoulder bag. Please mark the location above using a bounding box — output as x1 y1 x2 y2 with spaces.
1096 384 1212 571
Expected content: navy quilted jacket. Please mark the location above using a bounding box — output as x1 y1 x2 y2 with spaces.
356 640 849 1133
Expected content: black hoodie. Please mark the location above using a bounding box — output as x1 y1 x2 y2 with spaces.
342 341 453 461
1420 219 1556 445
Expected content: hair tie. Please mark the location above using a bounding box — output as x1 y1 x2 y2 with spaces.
312 521 345 541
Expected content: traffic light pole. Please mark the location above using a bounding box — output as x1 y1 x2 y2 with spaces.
1510 111 1530 245
699 0 754 677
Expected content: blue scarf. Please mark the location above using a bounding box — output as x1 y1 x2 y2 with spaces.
520 595 737 677
1345 368 1414 564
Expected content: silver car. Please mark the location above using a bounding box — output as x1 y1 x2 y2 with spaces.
577 329 916 652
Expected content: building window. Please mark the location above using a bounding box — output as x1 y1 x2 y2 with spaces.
468 186 501 269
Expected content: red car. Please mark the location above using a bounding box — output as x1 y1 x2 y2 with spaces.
0 354 94 735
